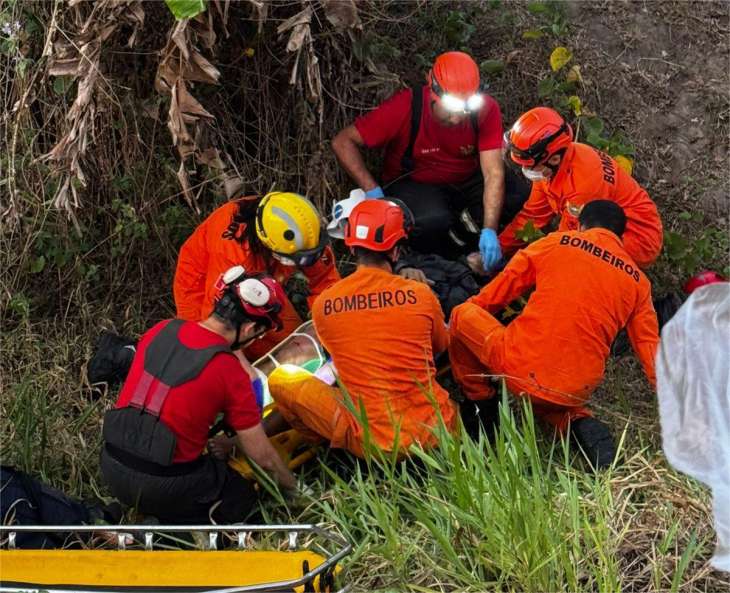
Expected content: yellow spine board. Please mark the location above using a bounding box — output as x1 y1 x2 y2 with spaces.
0 549 327 589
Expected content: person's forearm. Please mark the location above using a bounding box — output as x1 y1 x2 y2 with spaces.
239 433 297 491
482 172 505 230
270 454 297 491
332 134 378 191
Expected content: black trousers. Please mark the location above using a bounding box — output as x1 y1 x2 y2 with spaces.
100 447 258 524
385 166 531 257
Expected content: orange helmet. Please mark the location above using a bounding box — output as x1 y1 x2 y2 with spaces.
344 199 413 252
506 107 574 167
429 51 483 113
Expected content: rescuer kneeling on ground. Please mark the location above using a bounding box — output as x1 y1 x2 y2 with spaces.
267 199 456 458
332 51 530 267
89 192 340 389
100 268 296 524
174 191 340 360
501 107 663 268
449 201 660 469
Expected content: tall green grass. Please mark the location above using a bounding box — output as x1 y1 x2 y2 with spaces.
294 395 623 592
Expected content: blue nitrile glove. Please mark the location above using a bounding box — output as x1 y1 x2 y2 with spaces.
364 186 384 199
251 377 265 413
479 228 502 272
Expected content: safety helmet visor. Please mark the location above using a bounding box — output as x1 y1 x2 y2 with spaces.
506 122 569 167
271 228 328 267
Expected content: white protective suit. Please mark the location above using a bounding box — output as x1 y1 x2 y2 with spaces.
657 282 730 572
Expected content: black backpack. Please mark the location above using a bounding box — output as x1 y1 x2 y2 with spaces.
395 252 480 319
0 466 114 549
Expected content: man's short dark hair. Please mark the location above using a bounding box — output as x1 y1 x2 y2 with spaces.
579 200 627 237
352 246 392 265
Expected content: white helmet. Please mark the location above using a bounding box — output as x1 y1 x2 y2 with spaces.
326 189 366 239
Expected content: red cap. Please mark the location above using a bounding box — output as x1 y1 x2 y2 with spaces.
683 270 726 294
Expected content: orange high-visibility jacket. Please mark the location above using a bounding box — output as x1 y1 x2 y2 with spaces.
311 267 454 451
471 227 659 407
173 199 340 356
499 143 663 267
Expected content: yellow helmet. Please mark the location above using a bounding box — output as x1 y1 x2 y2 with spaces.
255 192 327 266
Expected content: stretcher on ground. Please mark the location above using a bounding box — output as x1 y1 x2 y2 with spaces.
0 523 351 592
228 321 327 478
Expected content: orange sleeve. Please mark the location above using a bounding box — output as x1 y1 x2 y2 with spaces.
173 218 210 321
626 287 660 388
302 245 341 309
470 234 551 312
428 290 449 355
498 184 555 255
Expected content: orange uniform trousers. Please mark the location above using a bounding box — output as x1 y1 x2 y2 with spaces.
449 303 592 433
268 369 366 458
268 368 456 458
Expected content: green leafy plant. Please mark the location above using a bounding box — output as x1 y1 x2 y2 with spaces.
111 198 148 257
443 10 476 48
533 47 636 164
663 212 730 278
164 0 207 20
480 59 505 76
581 116 636 157
515 220 545 244
523 0 568 39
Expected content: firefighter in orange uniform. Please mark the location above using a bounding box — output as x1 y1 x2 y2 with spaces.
173 192 340 359
500 107 662 268
267 199 455 458
450 200 659 468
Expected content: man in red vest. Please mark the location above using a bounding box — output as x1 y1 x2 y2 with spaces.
332 51 530 267
101 268 296 523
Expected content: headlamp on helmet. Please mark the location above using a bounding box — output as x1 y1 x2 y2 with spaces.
431 75 485 114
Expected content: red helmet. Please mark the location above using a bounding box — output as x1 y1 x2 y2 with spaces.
506 107 574 167
212 266 286 330
344 199 413 252
429 51 483 113
683 270 727 295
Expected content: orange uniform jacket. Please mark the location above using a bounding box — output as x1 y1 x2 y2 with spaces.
499 143 663 268
470 228 659 406
173 199 340 358
312 267 454 451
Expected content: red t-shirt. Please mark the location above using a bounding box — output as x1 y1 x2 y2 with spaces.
115 320 261 463
354 85 503 185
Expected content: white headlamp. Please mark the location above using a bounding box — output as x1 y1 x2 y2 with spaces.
440 92 484 114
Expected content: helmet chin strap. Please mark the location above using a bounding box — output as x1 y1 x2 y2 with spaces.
230 322 244 351
232 323 268 350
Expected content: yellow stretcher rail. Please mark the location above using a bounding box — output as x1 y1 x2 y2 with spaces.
0 524 350 593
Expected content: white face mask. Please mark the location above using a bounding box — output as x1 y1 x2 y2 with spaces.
521 167 547 182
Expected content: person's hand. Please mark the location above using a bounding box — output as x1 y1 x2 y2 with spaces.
208 435 236 460
399 267 434 286
364 185 385 199
479 228 502 272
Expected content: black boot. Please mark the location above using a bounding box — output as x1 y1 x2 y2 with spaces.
460 397 500 442
571 417 616 470
87 331 136 387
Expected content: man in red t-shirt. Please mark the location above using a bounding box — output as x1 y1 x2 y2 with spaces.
100 268 296 523
332 51 530 267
